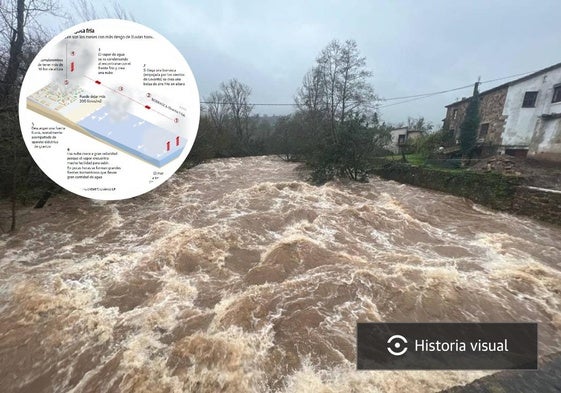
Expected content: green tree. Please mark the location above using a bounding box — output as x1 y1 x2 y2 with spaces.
184 114 217 166
459 82 480 160
269 113 306 161
295 39 380 182
400 116 434 157
410 128 454 157
335 114 389 181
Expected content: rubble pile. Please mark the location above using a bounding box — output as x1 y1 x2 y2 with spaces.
469 154 561 190
471 155 523 175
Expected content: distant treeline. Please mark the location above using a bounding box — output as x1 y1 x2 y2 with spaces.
189 39 398 183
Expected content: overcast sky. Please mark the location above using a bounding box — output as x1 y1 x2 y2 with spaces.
55 0 561 127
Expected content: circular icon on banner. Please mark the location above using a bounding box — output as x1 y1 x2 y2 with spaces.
19 19 200 200
387 334 408 356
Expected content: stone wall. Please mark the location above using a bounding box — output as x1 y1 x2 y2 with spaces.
480 87 509 145
372 164 561 226
511 186 561 224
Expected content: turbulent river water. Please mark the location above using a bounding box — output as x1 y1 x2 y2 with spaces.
1 156 560 393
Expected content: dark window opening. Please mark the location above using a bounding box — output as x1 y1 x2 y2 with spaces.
397 135 406 145
479 123 489 138
449 128 455 137
505 149 528 158
452 109 458 119
553 85 561 103
522 91 538 108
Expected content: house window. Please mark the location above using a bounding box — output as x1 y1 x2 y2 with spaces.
479 123 489 138
553 85 561 103
397 135 406 145
522 91 538 108
452 109 458 119
449 128 455 137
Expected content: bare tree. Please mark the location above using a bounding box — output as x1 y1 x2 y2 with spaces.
337 40 376 124
0 0 63 232
206 90 228 133
407 116 433 133
296 40 376 144
296 67 326 114
220 78 253 143
0 0 60 103
0 0 25 104
294 39 380 182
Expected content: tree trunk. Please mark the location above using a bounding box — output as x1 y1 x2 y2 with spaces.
10 120 18 232
1 0 25 103
10 190 16 232
3 0 26 232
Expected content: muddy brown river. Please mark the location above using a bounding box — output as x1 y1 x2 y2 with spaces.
1 156 560 392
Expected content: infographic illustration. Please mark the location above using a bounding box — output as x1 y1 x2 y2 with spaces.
19 19 200 200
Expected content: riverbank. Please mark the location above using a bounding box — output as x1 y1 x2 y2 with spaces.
441 351 561 393
371 162 561 227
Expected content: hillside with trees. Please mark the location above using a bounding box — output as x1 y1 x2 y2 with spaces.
191 39 392 183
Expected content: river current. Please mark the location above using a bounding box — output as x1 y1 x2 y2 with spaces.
1 156 560 392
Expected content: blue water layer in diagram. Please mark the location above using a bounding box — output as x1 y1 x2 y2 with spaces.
77 106 183 167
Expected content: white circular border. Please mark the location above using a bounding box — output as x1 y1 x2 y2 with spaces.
19 19 199 200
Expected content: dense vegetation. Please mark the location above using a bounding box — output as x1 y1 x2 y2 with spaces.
459 82 481 160
190 39 394 183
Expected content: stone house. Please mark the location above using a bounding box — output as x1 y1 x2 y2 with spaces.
387 127 423 153
443 62 561 162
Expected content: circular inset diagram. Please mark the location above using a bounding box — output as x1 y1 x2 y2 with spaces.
19 19 200 200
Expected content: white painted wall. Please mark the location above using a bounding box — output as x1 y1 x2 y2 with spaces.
388 127 407 153
536 119 560 152
501 67 561 147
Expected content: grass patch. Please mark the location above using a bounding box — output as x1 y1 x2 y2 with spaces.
381 154 425 165
405 154 426 166
379 154 468 172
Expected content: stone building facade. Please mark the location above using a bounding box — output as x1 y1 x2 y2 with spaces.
443 62 561 162
444 86 508 147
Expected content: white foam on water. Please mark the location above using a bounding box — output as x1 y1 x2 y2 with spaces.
1 156 561 392
280 357 490 393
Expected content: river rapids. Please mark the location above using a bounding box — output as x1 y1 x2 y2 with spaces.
1 156 560 392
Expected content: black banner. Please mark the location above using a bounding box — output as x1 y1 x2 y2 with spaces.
357 323 538 370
